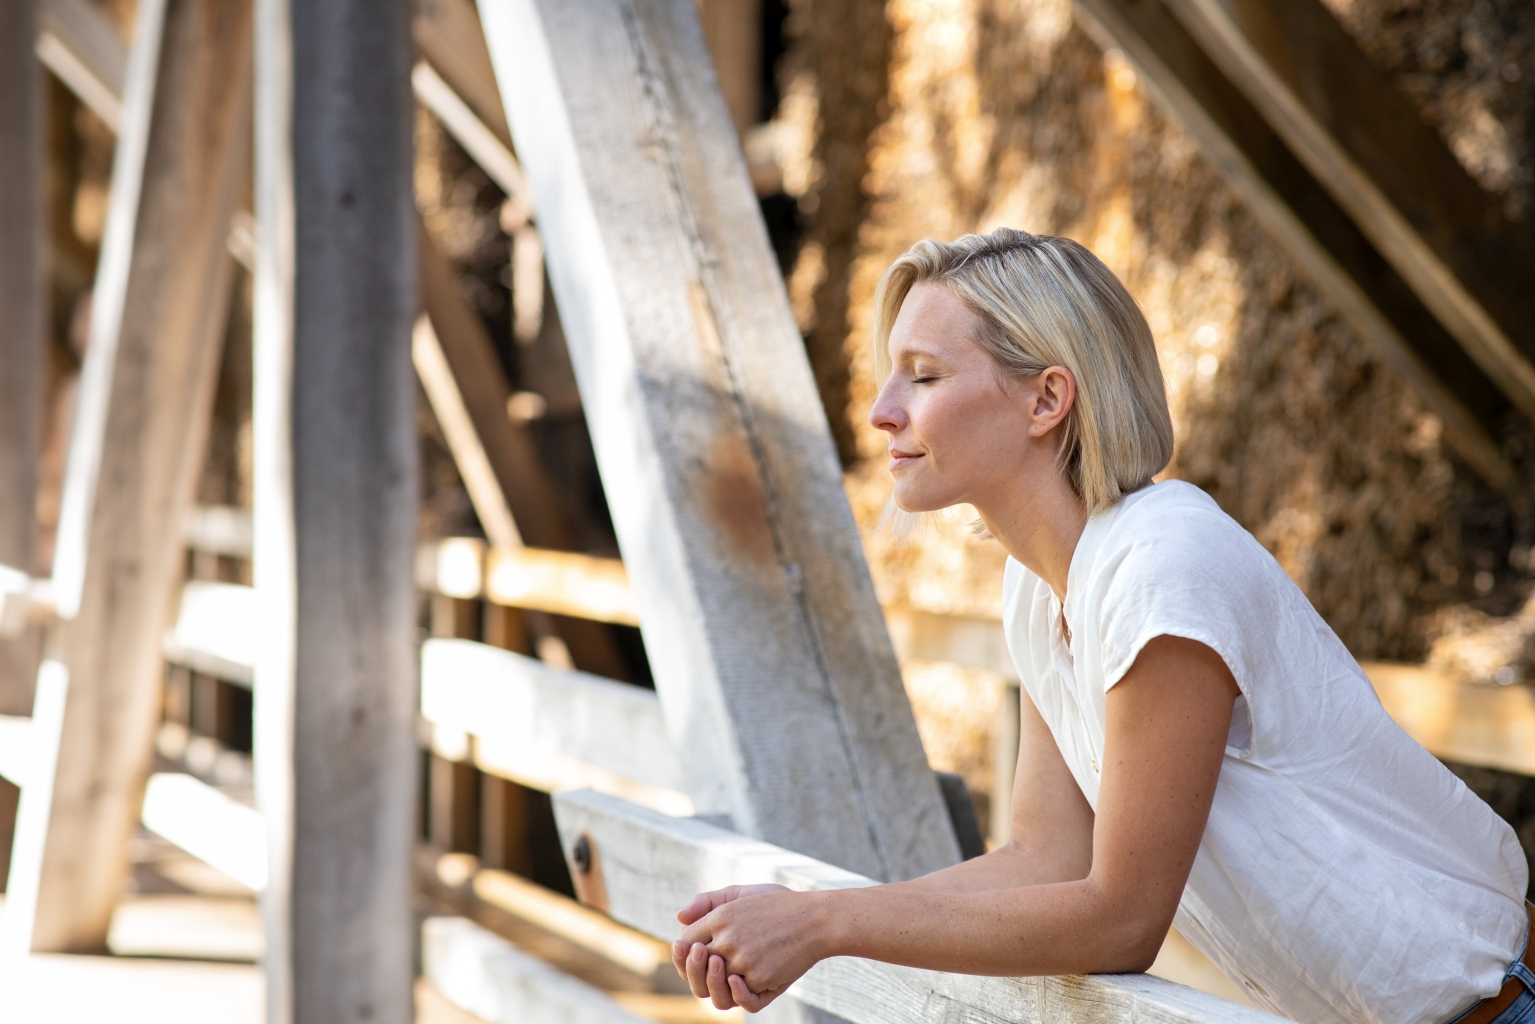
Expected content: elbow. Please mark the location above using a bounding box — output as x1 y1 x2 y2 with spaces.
1099 911 1170 975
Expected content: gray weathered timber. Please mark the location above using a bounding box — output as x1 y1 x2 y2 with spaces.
0 0 44 718
478 0 961 882
1161 0 1535 423
553 790 1291 1024
25 0 251 953
1070 0 1515 488
254 0 419 1020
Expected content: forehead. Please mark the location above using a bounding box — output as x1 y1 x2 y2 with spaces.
888 283 982 360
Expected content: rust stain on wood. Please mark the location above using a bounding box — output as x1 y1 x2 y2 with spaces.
696 433 776 567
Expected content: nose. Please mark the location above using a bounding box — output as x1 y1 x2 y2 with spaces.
869 379 906 434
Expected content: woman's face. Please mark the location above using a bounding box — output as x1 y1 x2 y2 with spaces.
869 283 1067 513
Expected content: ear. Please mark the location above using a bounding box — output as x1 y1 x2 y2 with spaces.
1026 366 1076 438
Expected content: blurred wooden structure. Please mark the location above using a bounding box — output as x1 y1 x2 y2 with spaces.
2 0 1533 1022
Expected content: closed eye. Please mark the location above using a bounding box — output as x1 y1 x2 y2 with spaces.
911 376 937 384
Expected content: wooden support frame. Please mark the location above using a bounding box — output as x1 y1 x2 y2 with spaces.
253 0 418 1021
1161 0 1535 423
0 0 45 722
552 789 1284 1024
478 0 961 881
8 0 253 954
37 0 127 131
1071 0 1516 488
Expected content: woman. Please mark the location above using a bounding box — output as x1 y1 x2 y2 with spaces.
668 228 1531 1024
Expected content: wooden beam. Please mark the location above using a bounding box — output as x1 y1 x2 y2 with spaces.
412 0 512 151
37 0 126 131
17 0 251 954
418 225 631 680
423 915 654 1024
162 580 256 688
486 547 638 626
421 639 689 803
0 0 45 719
551 789 1283 1024
411 61 529 214
253 1 418 1022
695 0 763 135
1162 0 1535 424
1364 662 1535 777
478 0 961 881
1072 0 1516 488
140 772 265 891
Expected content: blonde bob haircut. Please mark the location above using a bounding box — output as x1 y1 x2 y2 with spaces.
873 227 1174 515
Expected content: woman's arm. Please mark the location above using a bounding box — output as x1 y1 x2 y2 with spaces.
675 635 1238 1010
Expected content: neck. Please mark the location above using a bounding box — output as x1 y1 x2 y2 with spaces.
974 467 1089 601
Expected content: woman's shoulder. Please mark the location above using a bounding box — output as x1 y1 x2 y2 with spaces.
1101 480 1257 561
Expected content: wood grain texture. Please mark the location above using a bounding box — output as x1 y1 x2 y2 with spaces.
259 0 421 1019
1071 0 1515 488
478 0 960 882
25 0 250 953
551 790 1290 1024
0 0 45 717
1161 0 1535 423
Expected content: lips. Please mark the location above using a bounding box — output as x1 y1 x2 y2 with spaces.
888 449 923 471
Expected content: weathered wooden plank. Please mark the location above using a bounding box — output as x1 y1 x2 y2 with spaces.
37 0 126 131
418 223 631 680
485 547 638 626
0 0 45 722
411 61 529 212
1072 0 1515 488
412 0 511 151
552 790 1288 1024
252 0 418 1022
478 0 960 881
423 915 654 1024
1161 0 1535 423
1365 662 1535 777
183 504 254 559
162 581 256 688
422 639 686 794
140 772 265 891
19 0 251 954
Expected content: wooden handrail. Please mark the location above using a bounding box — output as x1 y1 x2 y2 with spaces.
551 789 1288 1024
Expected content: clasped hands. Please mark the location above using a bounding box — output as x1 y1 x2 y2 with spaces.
670 883 826 1011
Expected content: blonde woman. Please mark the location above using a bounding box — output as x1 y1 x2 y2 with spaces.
668 228 1531 1024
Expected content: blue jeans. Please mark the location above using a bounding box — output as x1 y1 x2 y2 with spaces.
1485 964 1535 1024
1451 953 1535 1024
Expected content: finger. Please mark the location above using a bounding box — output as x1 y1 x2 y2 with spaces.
707 954 736 1011
685 942 711 999
671 940 689 982
676 892 715 926
729 975 780 1013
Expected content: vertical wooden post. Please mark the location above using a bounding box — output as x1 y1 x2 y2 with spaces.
478 0 961 882
0 0 44 715
21 0 253 953
254 0 418 1022
0 0 44 894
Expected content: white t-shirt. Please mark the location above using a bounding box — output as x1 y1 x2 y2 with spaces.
1002 480 1528 1024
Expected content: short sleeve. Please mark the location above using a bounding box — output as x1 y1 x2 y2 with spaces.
1092 507 1290 702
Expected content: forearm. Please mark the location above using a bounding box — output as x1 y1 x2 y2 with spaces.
811 877 1164 977
885 836 1090 896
